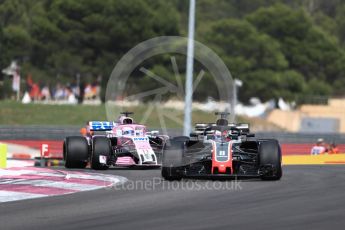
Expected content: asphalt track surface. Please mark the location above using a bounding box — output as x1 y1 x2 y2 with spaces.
1 165 345 230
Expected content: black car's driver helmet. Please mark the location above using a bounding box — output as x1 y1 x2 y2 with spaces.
216 118 228 126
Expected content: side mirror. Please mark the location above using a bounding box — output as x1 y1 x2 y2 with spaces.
147 130 159 136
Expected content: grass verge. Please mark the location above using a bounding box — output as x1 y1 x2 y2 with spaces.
0 100 282 130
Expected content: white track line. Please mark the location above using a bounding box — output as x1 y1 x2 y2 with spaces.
0 167 127 203
0 191 47 202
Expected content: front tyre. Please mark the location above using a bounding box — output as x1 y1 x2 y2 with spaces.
91 136 112 170
161 139 185 181
64 136 89 169
259 139 282 180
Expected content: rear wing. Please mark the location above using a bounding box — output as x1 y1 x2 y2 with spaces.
88 121 114 131
230 123 250 133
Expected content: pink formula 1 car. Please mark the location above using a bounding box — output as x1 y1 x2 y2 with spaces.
63 112 168 170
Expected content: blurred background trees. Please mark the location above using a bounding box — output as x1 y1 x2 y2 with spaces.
1 0 345 103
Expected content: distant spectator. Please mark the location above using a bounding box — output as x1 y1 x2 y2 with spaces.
26 74 33 93
311 138 327 155
30 82 41 101
71 80 80 98
66 87 77 104
328 143 339 154
41 85 51 101
91 81 100 99
96 75 102 98
26 74 41 101
84 83 94 100
54 83 67 100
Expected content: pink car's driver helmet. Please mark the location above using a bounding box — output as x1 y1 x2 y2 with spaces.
117 115 134 125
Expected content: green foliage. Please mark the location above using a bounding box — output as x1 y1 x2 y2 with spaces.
240 70 307 102
336 4 345 45
1 0 345 104
245 3 345 98
204 18 304 102
0 0 180 89
306 78 332 96
206 19 288 73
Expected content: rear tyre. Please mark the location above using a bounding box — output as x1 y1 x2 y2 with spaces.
161 139 185 181
91 136 112 170
64 136 89 169
259 139 282 180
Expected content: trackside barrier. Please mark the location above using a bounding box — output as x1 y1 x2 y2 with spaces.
36 143 64 167
34 158 64 167
40 143 50 167
0 143 7 168
283 153 345 165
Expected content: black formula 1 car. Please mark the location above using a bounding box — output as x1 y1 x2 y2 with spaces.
161 112 282 180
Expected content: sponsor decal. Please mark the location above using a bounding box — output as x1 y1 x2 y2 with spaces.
133 137 148 141
99 155 107 164
41 144 50 158
89 121 113 130
215 142 230 162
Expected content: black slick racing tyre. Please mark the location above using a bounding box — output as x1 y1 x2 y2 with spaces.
64 136 89 169
91 136 112 170
259 139 282 180
161 139 185 181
